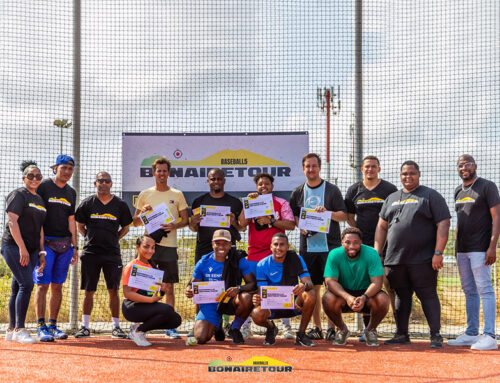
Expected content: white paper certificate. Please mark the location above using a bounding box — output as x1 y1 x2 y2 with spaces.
139 203 175 234
298 208 331 233
260 286 295 309
192 281 226 304
198 205 231 228
127 264 164 293
242 194 274 219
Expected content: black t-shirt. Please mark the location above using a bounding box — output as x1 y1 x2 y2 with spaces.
344 179 397 246
37 178 76 237
75 195 133 257
191 192 243 258
380 185 450 265
290 180 347 254
2 187 47 253
455 177 500 252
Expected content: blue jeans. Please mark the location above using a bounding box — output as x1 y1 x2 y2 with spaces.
1 242 38 328
457 252 496 337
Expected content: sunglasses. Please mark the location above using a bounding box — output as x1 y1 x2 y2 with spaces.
457 162 474 169
25 173 43 181
96 179 112 184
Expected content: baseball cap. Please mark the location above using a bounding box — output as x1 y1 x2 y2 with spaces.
212 229 231 242
51 155 75 168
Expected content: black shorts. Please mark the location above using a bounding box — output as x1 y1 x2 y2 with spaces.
150 246 179 283
80 256 122 291
341 289 372 314
385 263 437 290
303 251 328 285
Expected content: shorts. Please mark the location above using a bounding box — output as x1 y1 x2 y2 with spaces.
196 303 221 327
150 245 179 283
385 263 437 290
303 251 328 285
341 289 371 314
80 255 122 291
269 308 300 319
34 244 73 284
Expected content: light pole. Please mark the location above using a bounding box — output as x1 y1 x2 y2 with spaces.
316 86 341 182
53 119 73 154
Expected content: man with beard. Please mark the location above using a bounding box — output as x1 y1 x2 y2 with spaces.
448 155 499 350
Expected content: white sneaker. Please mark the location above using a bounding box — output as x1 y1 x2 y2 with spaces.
282 324 295 340
5 330 14 341
448 333 479 346
12 329 36 344
470 334 498 351
129 327 152 347
240 323 253 340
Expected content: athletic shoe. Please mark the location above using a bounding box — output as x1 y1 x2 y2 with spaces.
240 323 253 340
358 328 366 342
187 327 195 338
214 326 226 341
430 334 443 349
129 327 152 347
470 334 498 351
165 329 181 339
365 329 379 347
306 326 323 340
264 321 279 346
282 323 295 340
448 333 479 346
384 334 411 345
228 328 245 345
37 325 55 342
74 326 91 338
48 325 68 340
295 331 315 347
5 330 14 342
325 327 336 341
112 327 128 339
13 329 36 344
223 321 231 338
334 326 350 346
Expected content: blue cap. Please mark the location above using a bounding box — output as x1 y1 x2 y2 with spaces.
52 155 75 168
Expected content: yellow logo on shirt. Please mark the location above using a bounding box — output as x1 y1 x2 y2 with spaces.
391 198 419 206
29 203 47 212
357 197 384 204
90 213 117 221
48 197 71 206
455 197 476 204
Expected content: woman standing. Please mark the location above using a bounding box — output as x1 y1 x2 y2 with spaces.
122 235 182 346
2 161 47 343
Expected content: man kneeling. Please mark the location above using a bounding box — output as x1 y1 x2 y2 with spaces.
185 230 255 345
252 233 316 347
323 227 389 346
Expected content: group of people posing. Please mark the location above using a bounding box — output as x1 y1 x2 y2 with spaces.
2 152 498 351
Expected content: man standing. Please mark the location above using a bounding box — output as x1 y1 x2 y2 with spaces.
448 155 499 350
344 155 397 340
75 172 132 338
252 233 316 347
290 153 347 340
323 228 389 347
34 155 78 342
133 157 189 339
374 160 450 348
189 168 243 264
238 172 296 339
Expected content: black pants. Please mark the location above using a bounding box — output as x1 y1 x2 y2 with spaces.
385 263 441 336
122 299 182 333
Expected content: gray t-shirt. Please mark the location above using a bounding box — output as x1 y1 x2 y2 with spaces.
380 185 450 265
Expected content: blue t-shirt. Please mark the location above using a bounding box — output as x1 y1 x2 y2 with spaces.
193 251 252 281
256 254 310 287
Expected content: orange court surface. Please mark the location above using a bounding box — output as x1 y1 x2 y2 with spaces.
1 335 498 383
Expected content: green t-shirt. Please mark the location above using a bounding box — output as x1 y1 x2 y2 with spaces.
323 244 384 290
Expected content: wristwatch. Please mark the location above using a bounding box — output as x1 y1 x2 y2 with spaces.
434 250 443 256
269 217 276 226
73 246 79 250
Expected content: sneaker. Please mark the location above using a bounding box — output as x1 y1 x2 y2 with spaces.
223 321 231 338
13 329 36 344
214 326 226 342
74 326 90 338
430 334 443 349
240 323 253 340
365 329 379 347
470 334 498 351
228 328 245 345
37 325 55 342
48 325 68 340
448 333 479 346
358 328 366 342
112 327 128 339
282 323 295 340
129 327 152 347
325 327 336 341
264 321 279 346
185 336 198 346
384 334 411 345
5 329 14 342
295 331 315 347
165 329 181 339
334 325 350 346
306 326 324 340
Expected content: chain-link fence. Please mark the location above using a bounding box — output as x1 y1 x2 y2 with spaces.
0 1 498 338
